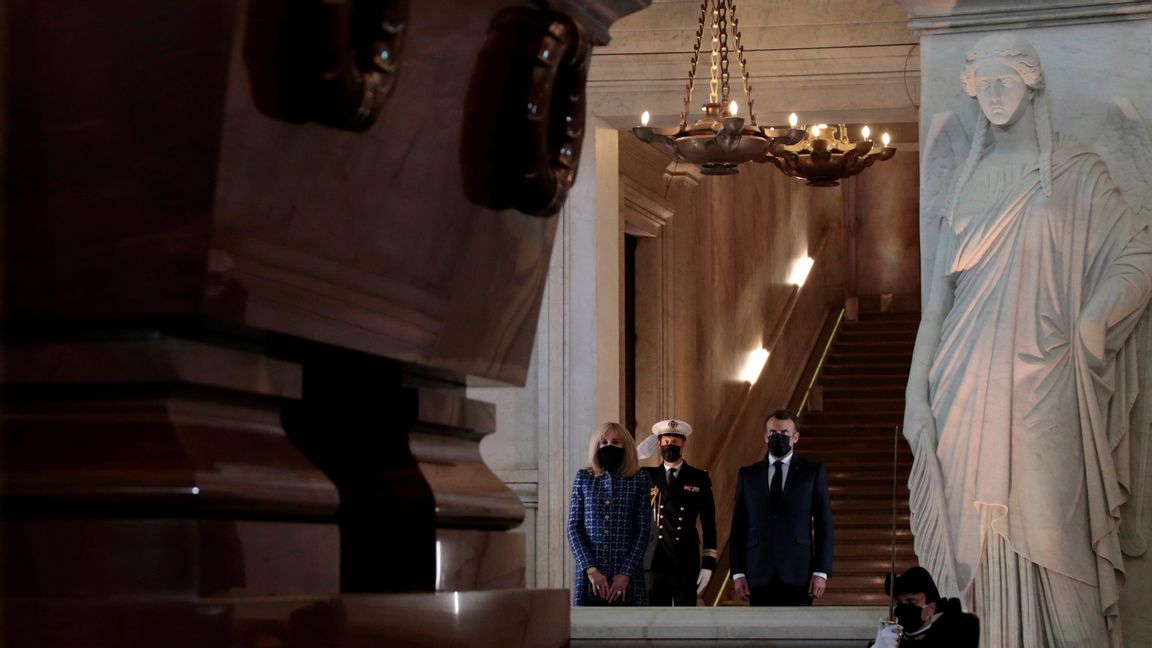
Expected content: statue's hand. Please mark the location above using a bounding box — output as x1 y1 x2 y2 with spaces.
1077 310 1108 371
903 394 937 454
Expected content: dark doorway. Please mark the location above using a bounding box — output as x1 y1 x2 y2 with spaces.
624 234 638 436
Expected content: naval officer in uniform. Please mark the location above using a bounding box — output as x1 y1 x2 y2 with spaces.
640 419 718 606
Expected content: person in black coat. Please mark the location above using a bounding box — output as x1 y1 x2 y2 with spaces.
640 419 718 606
870 566 979 647
730 409 833 606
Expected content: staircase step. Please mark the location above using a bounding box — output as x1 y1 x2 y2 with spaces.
827 351 913 362
829 484 915 498
840 319 920 332
835 543 917 559
832 557 918 574
828 472 911 484
822 363 912 376
817 397 908 411
832 498 912 512
817 592 894 606
820 375 908 388
805 422 909 430
804 411 904 424
803 429 907 439
831 340 915 353
821 385 906 399
806 447 914 459
835 513 911 528
836 328 918 341
837 528 915 542
816 460 914 472
818 574 893 591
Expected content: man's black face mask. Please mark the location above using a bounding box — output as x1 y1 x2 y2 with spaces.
893 601 927 632
767 433 792 457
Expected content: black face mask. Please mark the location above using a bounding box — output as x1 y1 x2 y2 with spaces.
767 434 792 457
598 445 625 472
660 444 683 463
893 602 926 633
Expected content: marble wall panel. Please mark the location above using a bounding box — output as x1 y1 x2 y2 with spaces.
903 4 1152 643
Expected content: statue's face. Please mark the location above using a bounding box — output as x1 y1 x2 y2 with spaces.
972 59 1030 127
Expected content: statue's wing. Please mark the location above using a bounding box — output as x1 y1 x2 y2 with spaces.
1097 98 1152 557
919 112 969 309
1098 99 1152 220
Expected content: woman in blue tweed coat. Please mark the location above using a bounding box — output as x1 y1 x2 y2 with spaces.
567 422 652 606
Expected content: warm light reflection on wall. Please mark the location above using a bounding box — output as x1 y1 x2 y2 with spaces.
435 540 443 590
788 256 815 287
740 348 770 383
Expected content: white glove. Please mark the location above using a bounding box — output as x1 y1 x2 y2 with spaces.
872 624 901 648
695 568 713 594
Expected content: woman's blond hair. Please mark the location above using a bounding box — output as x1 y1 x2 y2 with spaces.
586 422 640 477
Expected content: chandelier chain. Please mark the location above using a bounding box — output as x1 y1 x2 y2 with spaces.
729 1 755 124
709 1 720 104
681 1 708 128
718 1 730 105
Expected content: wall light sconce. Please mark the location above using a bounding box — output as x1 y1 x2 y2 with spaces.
787 256 815 287
740 348 770 384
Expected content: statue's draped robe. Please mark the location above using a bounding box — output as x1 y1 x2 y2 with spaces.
909 143 1152 647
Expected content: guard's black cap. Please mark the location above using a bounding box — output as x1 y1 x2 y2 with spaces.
885 566 941 603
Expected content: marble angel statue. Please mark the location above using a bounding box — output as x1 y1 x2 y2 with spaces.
905 32 1152 647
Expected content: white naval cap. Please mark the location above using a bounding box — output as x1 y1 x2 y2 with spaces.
637 418 693 459
651 419 693 438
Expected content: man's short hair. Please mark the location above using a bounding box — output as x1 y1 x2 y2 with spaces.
885 566 941 603
763 409 800 432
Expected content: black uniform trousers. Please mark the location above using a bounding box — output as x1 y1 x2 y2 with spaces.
646 545 697 606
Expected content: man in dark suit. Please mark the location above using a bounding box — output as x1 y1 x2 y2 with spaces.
730 409 833 606
641 419 718 606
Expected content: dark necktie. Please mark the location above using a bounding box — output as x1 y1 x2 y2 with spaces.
667 468 678 489
770 460 784 503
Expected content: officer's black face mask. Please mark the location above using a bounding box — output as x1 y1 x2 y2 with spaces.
767 433 792 457
660 444 683 463
598 445 624 472
893 602 927 633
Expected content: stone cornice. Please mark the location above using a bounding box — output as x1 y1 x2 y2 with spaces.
896 0 1152 35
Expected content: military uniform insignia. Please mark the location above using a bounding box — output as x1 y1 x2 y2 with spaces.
683 485 700 492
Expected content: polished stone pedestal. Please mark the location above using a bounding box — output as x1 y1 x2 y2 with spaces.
571 606 888 647
5 589 570 647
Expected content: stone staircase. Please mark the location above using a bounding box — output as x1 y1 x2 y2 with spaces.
804 312 919 606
